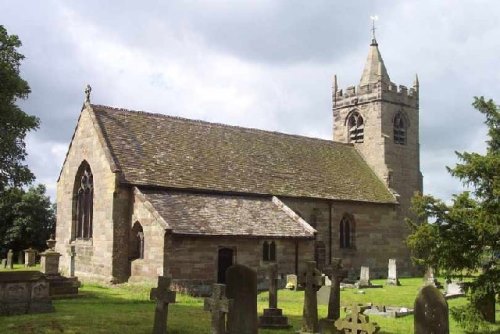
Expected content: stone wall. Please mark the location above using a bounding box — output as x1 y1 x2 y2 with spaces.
55 105 119 282
282 197 411 278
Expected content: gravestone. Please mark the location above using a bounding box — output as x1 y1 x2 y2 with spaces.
319 258 349 334
24 248 36 267
1 259 6 268
6 249 14 269
285 274 297 290
226 264 258 334
414 285 449 334
299 261 324 334
444 281 464 299
423 267 442 288
0 271 54 315
17 250 24 265
358 266 371 288
334 304 380 334
259 263 290 329
204 283 232 334
386 259 400 285
150 276 177 334
68 245 76 277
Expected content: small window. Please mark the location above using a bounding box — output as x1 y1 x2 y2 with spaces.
263 241 276 262
340 215 355 249
394 112 407 145
347 112 364 143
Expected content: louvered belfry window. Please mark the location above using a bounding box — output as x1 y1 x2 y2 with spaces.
394 112 406 145
348 112 364 143
76 166 93 239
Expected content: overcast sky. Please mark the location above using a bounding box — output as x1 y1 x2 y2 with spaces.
1 0 499 202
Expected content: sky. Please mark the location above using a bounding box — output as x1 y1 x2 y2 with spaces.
1 0 499 202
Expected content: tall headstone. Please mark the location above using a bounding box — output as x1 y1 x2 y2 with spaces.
68 245 76 277
386 259 400 286
259 263 291 329
204 283 232 334
226 264 258 334
358 266 371 288
6 249 14 269
17 250 24 265
319 258 348 333
299 261 324 334
1 258 6 268
414 285 449 334
423 267 441 287
150 276 177 334
24 248 36 267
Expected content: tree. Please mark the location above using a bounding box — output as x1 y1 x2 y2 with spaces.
0 25 39 191
407 97 499 329
0 184 55 255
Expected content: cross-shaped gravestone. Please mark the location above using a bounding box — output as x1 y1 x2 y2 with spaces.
204 283 232 334
299 261 324 333
334 304 380 334
259 263 291 329
150 276 176 334
323 258 348 321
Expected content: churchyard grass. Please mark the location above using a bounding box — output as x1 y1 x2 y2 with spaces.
0 277 498 333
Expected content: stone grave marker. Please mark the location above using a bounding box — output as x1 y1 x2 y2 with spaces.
226 264 258 334
6 249 14 269
1 258 6 268
319 258 349 333
386 259 400 285
414 285 449 334
204 283 232 334
17 250 24 265
259 263 290 329
150 276 177 334
334 304 380 334
299 261 324 334
24 248 36 267
423 267 442 288
358 266 371 288
285 274 297 290
444 281 465 299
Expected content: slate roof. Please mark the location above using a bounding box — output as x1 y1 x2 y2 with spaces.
91 104 396 204
141 189 316 238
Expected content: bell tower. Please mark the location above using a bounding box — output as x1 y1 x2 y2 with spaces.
332 34 423 222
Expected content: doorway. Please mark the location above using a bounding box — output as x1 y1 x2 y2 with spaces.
217 248 234 283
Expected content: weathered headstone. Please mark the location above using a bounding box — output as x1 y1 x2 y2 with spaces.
6 249 14 269
17 250 24 265
319 258 349 333
358 266 371 288
423 267 435 286
285 274 297 290
68 245 76 277
1 258 6 268
386 259 400 286
226 264 258 334
204 283 232 334
334 304 380 334
259 263 291 329
414 285 449 334
24 248 36 267
40 237 61 276
150 276 177 334
299 261 324 334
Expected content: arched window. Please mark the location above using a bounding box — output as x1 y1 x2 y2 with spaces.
74 161 93 239
263 241 276 262
347 112 364 143
394 112 407 145
340 215 355 249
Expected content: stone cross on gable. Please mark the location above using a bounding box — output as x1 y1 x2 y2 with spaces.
334 304 380 334
150 276 176 334
323 258 348 321
299 261 324 333
204 283 232 334
84 84 92 104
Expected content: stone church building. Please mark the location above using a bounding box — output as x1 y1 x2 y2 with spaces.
55 37 422 292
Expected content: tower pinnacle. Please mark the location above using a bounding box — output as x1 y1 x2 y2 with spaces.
360 17 390 86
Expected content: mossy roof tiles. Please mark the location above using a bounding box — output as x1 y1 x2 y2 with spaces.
92 105 396 204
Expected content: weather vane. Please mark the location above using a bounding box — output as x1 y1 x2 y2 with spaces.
370 15 378 40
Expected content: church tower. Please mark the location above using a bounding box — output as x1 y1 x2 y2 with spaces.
332 35 423 223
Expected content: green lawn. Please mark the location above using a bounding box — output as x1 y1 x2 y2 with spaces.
0 275 499 333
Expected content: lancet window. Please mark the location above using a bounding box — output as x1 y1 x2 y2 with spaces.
75 163 93 239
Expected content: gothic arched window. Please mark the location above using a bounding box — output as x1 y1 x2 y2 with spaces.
75 162 93 239
131 222 144 260
394 112 407 145
347 112 364 143
340 215 355 249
